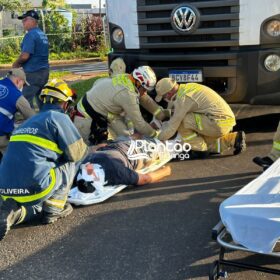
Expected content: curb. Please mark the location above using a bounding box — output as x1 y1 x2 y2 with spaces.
0 57 107 70
51 57 107 66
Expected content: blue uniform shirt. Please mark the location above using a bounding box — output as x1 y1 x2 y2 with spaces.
0 78 22 136
21 27 49 72
0 104 83 200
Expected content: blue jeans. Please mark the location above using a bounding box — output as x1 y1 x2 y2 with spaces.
23 68 49 109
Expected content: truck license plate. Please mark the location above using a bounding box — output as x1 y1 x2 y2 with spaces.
169 70 203 83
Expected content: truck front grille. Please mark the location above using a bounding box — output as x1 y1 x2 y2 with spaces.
136 0 240 95
137 0 239 49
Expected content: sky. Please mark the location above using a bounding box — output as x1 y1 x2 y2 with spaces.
65 0 106 7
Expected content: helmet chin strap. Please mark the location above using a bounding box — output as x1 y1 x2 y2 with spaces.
62 101 72 112
138 86 147 97
134 81 142 95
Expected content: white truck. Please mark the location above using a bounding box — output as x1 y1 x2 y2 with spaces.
106 0 280 106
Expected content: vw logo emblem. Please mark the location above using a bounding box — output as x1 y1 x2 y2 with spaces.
171 5 199 34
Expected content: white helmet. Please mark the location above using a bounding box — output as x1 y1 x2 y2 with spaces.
132 66 157 92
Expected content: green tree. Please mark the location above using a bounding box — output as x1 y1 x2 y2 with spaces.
40 0 72 52
81 15 104 51
0 0 30 12
42 0 65 8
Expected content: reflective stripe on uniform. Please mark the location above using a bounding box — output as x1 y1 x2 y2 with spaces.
152 130 161 138
216 138 221 153
273 141 280 151
183 133 197 141
2 168 57 203
177 84 202 99
45 198 66 209
16 206 27 224
153 108 162 117
0 106 13 120
194 114 203 130
127 120 134 129
107 112 118 122
112 74 135 92
77 99 90 118
216 118 235 127
10 134 63 154
177 85 188 98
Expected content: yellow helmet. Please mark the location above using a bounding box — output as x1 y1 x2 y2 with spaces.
40 79 73 103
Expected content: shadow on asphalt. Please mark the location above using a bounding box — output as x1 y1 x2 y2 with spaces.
235 113 280 133
1 115 279 279
211 251 280 278
120 172 261 201
2 172 279 280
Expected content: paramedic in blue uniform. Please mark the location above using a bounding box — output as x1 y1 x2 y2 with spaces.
13 10 49 109
0 79 88 241
0 68 35 160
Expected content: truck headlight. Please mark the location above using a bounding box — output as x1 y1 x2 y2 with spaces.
264 54 280 72
112 28 124 44
266 20 280 37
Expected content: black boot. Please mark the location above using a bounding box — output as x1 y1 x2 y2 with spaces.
0 198 22 241
42 202 73 224
253 156 274 171
234 131 246 155
0 152 3 163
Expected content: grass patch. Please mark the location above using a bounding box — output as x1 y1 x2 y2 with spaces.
49 71 71 80
0 54 17 64
49 51 101 61
0 51 105 65
71 74 108 101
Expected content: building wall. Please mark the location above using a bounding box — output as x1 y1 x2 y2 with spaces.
2 11 23 35
29 0 43 7
0 0 43 36
70 4 94 9
0 1 103 36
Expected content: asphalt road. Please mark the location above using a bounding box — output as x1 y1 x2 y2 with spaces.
51 61 108 74
0 62 108 77
0 114 280 280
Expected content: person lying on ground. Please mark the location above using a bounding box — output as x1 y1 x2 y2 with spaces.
70 138 172 203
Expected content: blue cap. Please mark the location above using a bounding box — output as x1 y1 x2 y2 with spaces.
18 10 39 20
